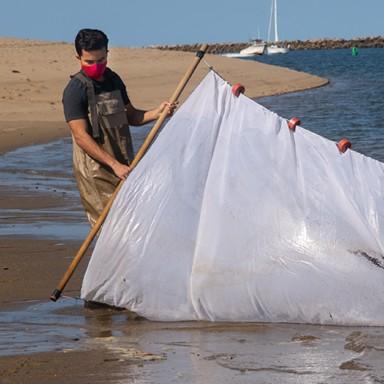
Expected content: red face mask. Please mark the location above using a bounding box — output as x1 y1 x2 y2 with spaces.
81 62 107 79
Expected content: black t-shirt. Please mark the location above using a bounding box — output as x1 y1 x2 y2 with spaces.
62 68 130 122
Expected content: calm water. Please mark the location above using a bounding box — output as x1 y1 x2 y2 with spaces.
256 48 384 162
0 127 152 238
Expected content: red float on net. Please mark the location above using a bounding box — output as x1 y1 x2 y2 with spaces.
337 138 352 153
288 117 301 131
232 83 245 97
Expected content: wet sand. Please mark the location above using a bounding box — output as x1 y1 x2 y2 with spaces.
0 237 85 307
0 37 345 382
0 140 89 307
3 135 384 384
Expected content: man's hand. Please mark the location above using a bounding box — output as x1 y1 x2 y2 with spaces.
156 101 179 118
125 101 179 126
111 161 131 180
69 119 131 177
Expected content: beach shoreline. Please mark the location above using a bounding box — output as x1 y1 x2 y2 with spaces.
0 37 328 154
0 37 329 383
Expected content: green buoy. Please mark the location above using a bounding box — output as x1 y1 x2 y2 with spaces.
352 47 359 56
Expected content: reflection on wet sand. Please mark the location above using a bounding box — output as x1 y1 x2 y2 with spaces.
3 297 384 383
1 132 384 383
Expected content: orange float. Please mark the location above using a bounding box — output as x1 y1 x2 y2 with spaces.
232 83 245 97
337 138 352 153
288 117 301 131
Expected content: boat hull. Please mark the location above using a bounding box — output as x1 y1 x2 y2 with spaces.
240 44 266 56
266 45 289 54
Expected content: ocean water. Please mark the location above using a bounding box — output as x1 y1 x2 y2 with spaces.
256 48 384 162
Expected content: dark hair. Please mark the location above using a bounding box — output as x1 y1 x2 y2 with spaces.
75 29 109 56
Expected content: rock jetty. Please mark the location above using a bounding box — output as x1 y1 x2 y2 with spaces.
151 36 384 54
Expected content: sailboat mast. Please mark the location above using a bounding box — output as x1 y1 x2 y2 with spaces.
267 0 273 42
274 0 279 42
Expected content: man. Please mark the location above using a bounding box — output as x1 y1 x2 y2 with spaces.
62 29 176 226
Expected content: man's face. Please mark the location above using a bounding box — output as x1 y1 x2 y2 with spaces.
78 48 108 67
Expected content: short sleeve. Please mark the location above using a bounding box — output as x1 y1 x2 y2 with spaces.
62 78 88 122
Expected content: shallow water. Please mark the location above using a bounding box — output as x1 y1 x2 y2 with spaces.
0 138 87 239
2 298 384 382
0 126 154 239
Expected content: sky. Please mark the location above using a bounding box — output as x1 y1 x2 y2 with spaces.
0 0 382 47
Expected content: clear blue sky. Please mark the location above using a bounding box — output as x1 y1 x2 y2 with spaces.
0 0 382 47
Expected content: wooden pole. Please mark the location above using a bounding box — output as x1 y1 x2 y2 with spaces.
51 44 208 301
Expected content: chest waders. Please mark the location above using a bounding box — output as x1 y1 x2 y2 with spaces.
71 70 134 226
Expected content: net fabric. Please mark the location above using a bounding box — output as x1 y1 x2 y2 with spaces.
81 71 384 325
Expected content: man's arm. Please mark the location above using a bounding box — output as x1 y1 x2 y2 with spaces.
68 118 131 179
125 101 177 126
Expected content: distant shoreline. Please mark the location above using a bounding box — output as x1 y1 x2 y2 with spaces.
152 36 384 54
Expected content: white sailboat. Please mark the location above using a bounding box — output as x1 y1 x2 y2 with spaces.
232 23 265 57
239 39 266 56
266 0 289 54
222 39 265 59
221 35 265 58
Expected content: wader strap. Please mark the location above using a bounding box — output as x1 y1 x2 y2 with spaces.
72 72 101 139
86 82 101 139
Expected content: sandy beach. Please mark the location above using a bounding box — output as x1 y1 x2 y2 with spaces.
0 38 328 154
0 38 331 383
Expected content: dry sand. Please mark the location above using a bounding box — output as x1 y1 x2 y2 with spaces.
0 37 329 383
0 37 328 154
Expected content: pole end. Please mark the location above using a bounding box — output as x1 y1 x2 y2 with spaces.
196 44 209 58
50 289 62 302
